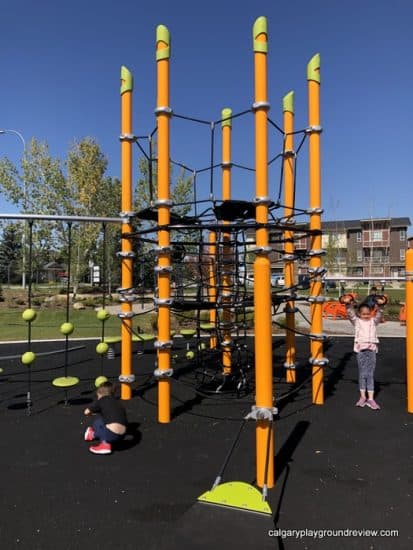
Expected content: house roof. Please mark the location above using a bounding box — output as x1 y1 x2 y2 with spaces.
322 217 411 230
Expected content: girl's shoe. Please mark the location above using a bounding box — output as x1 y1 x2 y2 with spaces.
84 427 95 441
366 399 381 410
355 397 366 407
89 442 112 455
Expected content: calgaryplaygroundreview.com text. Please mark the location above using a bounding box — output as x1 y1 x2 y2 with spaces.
267 528 400 540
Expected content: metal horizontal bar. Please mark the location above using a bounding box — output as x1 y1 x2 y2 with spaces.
0 213 122 223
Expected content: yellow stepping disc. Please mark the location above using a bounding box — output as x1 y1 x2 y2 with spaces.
52 376 80 388
180 329 196 338
198 481 272 515
200 323 215 331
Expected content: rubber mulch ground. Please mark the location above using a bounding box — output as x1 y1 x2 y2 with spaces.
0 336 411 550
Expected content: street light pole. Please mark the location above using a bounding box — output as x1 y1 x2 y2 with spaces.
0 129 27 288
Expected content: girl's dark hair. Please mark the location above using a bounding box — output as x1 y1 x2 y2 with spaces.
97 381 115 396
358 303 372 312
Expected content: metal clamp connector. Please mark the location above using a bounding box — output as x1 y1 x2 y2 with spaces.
307 266 327 276
119 133 136 142
284 362 297 370
282 254 297 261
305 125 323 134
154 265 173 274
117 251 136 258
252 101 270 112
306 207 324 215
117 286 135 294
283 149 295 158
118 374 136 383
307 249 326 257
118 294 138 303
245 405 278 421
221 161 232 168
253 196 272 205
154 198 173 207
309 357 329 366
119 210 136 219
251 246 273 255
154 246 172 254
307 295 327 304
154 340 173 349
117 311 136 319
154 298 173 306
153 367 174 379
221 340 234 347
154 106 173 116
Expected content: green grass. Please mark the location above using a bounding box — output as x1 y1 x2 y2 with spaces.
0 310 154 341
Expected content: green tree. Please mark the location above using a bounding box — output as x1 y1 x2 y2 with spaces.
0 223 22 284
0 137 122 293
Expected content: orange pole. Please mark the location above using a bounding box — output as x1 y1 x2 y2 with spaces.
283 92 296 384
252 16 274 489
156 25 172 423
406 247 413 413
221 108 232 374
208 231 217 349
307 54 327 405
120 66 134 400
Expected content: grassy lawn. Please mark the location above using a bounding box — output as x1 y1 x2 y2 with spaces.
0 310 156 341
0 284 406 342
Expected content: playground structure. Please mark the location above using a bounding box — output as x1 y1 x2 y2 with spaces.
116 17 329 493
1 16 413 515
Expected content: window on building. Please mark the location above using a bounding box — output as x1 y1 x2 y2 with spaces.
372 266 384 274
357 250 362 262
373 230 382 241
356 231 361 242
400 230 406 241
295 234 307 249
400 249 406 261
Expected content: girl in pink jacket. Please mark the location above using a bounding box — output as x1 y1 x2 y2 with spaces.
343 296 386 410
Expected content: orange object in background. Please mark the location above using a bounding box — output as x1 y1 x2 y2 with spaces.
322 301 348 320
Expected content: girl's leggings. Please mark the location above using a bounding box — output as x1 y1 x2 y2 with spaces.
92 417 124 443
356 350 376 392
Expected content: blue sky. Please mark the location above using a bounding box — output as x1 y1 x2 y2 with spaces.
1 0 412 225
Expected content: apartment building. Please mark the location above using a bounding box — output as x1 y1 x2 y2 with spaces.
322 217 410 278
260 217 411 280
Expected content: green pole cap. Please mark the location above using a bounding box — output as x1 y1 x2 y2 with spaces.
283 91 294 113
253 16 268 53
307 53 320 83
156 25 171 61
221 108 232 128
120 66 133 94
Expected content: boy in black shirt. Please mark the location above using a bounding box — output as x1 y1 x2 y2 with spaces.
84 381 128 455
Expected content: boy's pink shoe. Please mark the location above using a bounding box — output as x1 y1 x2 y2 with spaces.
84 427 95 441
355 397 366 407
366 399 381 410
89 442 112 455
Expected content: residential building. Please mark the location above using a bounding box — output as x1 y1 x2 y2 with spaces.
322 217 410 279
248 216 411 280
